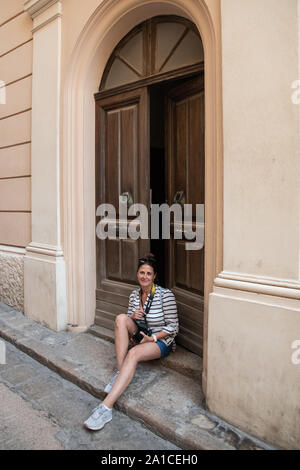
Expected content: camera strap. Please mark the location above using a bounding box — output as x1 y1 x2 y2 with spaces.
139 283 156 329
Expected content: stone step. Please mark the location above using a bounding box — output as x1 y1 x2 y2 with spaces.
88 324 203 384
0 303 274 450
88 324 114 343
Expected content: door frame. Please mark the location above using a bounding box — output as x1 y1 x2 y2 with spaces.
95 57 221 393
94 64 203 101
95 69 205 354
95 65 208 343
63 0 223 398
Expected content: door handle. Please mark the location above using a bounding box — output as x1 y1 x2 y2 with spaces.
173 190 185 206
120 191 133 208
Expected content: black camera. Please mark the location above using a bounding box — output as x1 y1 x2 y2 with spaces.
132 325 152 344
132 284 155 343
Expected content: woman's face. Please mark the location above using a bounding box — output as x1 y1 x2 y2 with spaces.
137 264 156 291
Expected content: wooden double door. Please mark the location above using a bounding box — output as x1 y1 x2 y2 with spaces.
95 74 205 355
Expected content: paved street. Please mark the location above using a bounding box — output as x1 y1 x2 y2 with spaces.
0 340 179 450
0 305 273 450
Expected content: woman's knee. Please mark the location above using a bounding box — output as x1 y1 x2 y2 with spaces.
126 346 139 363
115 313 128 328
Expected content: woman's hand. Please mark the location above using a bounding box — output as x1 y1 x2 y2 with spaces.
139 332 153 344
131 308 145 321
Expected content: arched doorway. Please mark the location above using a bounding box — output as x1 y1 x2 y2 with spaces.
63 0 223 394
95 16 205 355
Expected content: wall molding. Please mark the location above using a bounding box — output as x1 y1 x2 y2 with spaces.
0 245 26 256
24 0 59 18
215 271 300 300
26 242 64 257
23 0 66 332
24 0 61 34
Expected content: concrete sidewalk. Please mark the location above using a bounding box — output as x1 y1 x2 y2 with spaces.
0 302 275 450
0 381 63 450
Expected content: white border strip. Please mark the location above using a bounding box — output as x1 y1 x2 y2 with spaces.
298 0 300 77
0 245 26 255
298 0 300 283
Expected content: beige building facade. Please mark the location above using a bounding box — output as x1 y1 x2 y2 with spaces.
0 0 300 449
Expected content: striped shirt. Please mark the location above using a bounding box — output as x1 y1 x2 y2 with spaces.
127 284 179 351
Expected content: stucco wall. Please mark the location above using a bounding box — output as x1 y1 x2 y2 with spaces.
207 0 300 449
221 0 300 280
0 0 33 311
0 0 32 249
208 290 300 449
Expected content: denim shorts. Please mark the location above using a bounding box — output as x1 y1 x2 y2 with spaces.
156 340 173 358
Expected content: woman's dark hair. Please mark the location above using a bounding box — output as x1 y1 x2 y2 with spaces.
137 253 158 274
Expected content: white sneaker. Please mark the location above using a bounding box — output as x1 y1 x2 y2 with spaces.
84 403 112 431
104 371 119 393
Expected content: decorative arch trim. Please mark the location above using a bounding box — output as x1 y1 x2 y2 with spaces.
62 0 223 395
100 15 204 91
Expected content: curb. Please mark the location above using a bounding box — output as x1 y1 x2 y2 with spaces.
0 307 275 451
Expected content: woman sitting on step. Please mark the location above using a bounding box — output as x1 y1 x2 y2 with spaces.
84 253 179 431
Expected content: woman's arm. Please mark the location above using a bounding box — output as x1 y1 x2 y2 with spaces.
127 290 148 323
160 289 179 337
140 330 169 343
127 292 135 318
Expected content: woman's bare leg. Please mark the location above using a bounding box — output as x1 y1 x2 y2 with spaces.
103 342 161 409
114 314 138 371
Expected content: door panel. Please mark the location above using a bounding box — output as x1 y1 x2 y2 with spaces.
166 75 205 355
95 88 150 328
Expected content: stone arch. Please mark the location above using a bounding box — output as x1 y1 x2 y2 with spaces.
62 0 223 392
